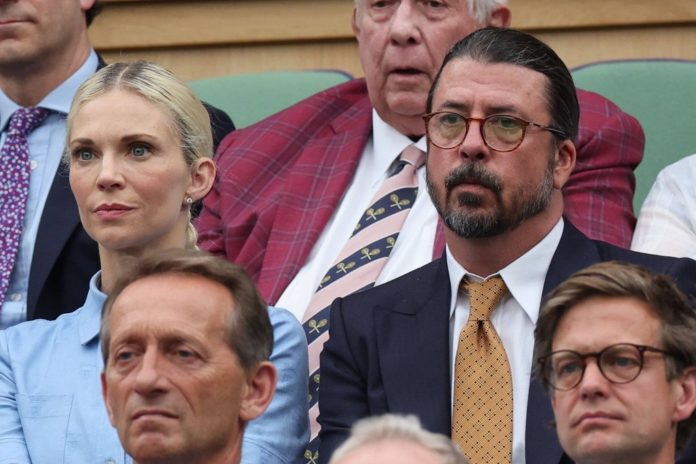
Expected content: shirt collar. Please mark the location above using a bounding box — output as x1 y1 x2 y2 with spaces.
372 108 427 172
78 270 108 346
447 218 564 324
0 49 99 130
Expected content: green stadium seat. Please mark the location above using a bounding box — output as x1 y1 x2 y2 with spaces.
571 59 696 212
189 69 353 129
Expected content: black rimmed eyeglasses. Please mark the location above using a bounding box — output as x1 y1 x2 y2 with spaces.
422 111 567 152
537 343 675 391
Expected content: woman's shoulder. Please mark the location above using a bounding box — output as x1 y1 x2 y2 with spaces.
267 306 302 334
2 275 105 351
266 306 306 351
1 305 98 359
5 305 84 332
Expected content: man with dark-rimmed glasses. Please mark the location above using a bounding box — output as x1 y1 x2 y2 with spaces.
535 261 696 464
318 27 696 464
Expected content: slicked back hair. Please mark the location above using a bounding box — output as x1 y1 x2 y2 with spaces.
427 27 579 142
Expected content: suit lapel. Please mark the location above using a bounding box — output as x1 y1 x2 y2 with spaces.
527 220 599 464
259 97 372 304
27 167 82 317
375 259 452 436
543 220 600 295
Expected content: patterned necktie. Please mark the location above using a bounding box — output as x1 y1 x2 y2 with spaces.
452 275 512 464
301 145 425 460
0 107 49 304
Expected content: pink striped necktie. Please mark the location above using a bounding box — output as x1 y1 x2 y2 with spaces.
301 144 425 460
0 107 49 304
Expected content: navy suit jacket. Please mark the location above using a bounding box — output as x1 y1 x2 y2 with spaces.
318 221 696 464
26 57 234 320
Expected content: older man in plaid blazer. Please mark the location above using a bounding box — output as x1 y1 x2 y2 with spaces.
197 0 643 312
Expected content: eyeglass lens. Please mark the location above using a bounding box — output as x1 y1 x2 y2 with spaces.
546 344 646 390
427 113 526 151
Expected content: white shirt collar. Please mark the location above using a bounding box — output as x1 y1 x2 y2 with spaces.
0 49 99 129
372 108 427 172
39 49 99 115
446 218 565 324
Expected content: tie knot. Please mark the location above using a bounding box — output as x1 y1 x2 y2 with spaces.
8 107 50 137
399 145 425 169
462 275 507 321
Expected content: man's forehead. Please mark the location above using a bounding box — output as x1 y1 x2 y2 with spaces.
110 274 232 328
433 58 549 113
552 296 662 347
439 57 548 88
108 296 230 352
110 321 211 345
562 295 657 319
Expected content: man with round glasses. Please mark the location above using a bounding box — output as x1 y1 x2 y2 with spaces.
318 28 696 464
535 261 696 464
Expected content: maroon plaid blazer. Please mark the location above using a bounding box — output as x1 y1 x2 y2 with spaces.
198 78 643 305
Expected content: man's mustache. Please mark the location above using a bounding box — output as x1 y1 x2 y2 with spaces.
444 163 502 194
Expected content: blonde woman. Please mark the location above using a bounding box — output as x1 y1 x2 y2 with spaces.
0 61 309 464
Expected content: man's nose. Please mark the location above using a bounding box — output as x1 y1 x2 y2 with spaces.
578 359 611 398
389 1 422 46
458 120 490 161
133 350 167 396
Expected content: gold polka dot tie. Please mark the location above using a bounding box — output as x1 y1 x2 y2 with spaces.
452 275 512 464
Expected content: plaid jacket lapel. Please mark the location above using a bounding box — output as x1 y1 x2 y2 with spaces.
258 96 372 304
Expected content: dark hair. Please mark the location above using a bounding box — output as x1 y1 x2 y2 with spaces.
534 261 696 451
86 1 103 27
101 249 273 373
426 27 579 142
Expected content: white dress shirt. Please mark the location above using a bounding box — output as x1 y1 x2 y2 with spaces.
632 154 696 259
447 219 564 464
0 51 99 328
277 110 439 320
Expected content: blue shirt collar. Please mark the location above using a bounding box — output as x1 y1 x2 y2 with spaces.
78 270 107 346
0 49 99 130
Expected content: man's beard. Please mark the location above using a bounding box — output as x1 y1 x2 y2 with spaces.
427 161 554 238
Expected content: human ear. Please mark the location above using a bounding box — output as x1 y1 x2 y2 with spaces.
186 157 216 203
239 362 277 422
101 371 117 426
672 367 696 423
552 139 576 190
487 6 511 28
352 7 361 39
